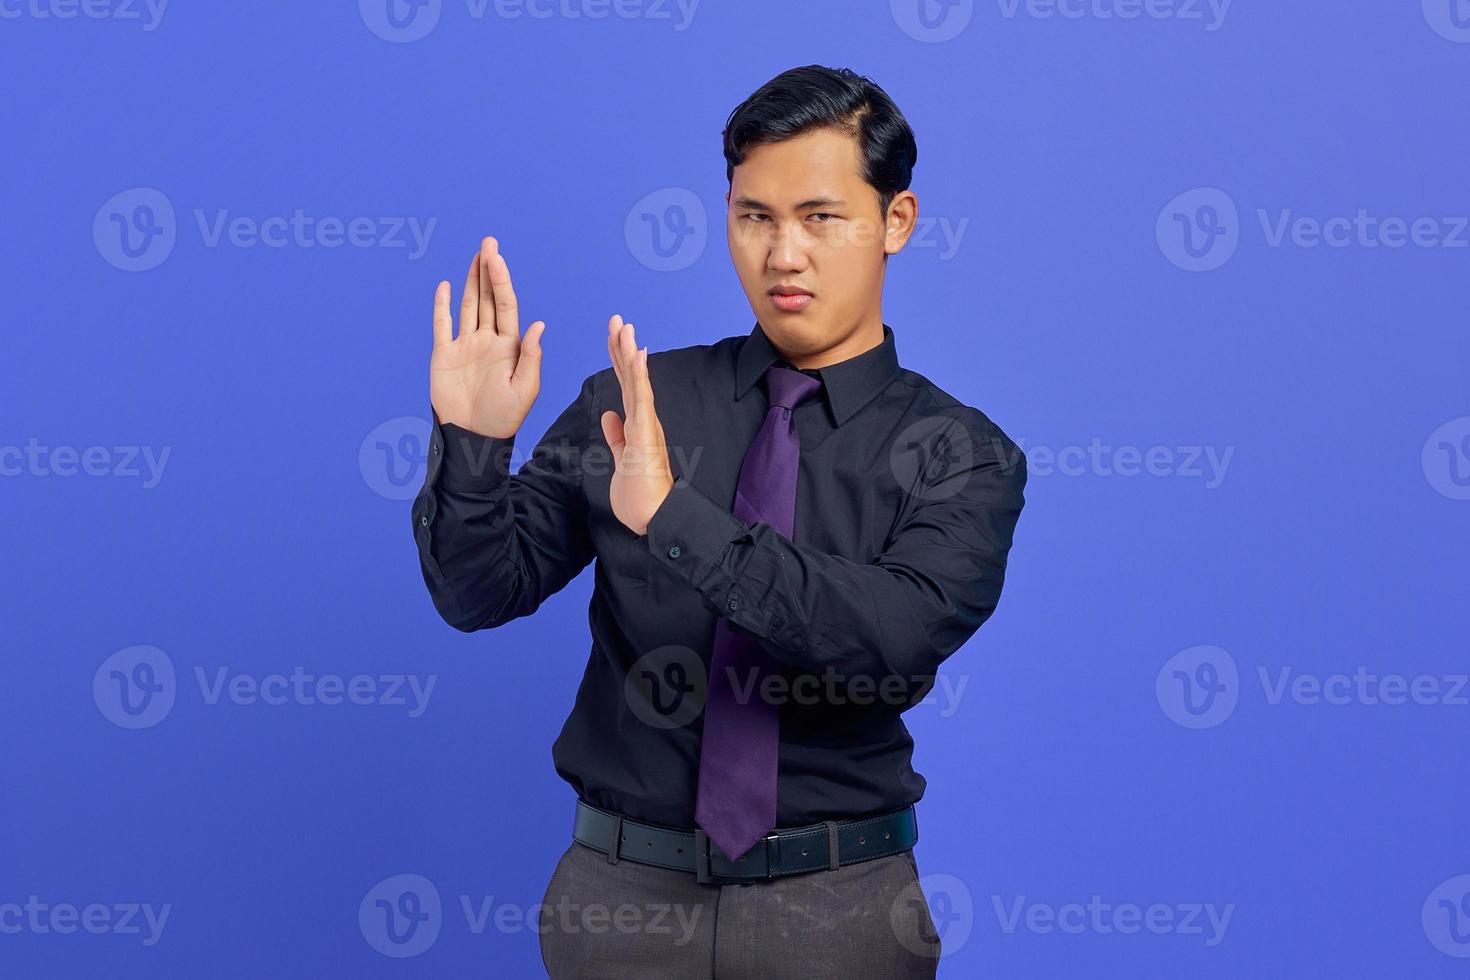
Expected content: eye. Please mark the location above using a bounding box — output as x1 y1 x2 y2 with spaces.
808 213 837 223
741 213 771 222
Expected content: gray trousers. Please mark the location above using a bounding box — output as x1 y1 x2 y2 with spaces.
536 839 942 978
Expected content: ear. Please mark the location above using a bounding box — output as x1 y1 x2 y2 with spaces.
883 190 920 255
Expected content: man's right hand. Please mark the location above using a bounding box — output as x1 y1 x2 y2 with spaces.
430 236 545 439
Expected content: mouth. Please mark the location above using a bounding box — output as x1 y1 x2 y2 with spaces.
768 286 814 312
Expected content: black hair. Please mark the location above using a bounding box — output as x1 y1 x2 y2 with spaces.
722 65 918 218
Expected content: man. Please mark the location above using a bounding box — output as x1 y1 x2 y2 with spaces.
412 65 1026 977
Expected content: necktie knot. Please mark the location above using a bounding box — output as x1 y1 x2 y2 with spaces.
764 364 823 412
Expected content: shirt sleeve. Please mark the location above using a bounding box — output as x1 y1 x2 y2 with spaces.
411 374 597 632
644 420 1027 685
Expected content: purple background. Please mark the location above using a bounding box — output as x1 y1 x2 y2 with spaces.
2 1 1468 976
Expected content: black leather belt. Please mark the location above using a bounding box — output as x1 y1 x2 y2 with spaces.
571 799 919 884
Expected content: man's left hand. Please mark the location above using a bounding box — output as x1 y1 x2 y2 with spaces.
601 314 675 537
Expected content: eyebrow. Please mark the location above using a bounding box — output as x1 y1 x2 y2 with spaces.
733 196 848 211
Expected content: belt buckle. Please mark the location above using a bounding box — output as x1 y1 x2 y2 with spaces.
693 829 780 884
760 830 781 879
693 828 714 884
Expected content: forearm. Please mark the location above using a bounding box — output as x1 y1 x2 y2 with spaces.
644 471 1024 686
412 409 594 632
412 420 523 631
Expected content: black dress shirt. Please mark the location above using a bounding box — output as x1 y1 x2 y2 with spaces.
411 321 1026 829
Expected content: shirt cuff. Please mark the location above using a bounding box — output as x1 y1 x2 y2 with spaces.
438 421 516 493
646 476 747 589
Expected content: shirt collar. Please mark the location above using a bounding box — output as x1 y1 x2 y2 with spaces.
735 321 901 427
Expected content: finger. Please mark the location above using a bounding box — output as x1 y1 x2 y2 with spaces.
607 314 626 393
488 248 519 338
433 281 452 347
617 320 639 421
600 410 625 457
636 346 654 416
476 236 498 335
459 250 479 336
628 336 646 414
511 320 545 404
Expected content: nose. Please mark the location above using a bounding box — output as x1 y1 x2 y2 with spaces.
766 222 810 273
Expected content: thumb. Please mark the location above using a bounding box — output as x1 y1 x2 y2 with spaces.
511 320 545 403
600 410 625 457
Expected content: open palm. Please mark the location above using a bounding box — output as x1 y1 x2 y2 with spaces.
431 237 545 439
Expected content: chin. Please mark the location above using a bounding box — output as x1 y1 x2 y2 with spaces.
761 298 816 320
758 314 821 348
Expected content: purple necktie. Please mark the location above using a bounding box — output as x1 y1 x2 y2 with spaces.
694 364 823 863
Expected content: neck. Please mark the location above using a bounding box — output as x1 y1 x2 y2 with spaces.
775 315 885 370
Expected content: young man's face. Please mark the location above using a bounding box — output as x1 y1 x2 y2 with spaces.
726 126 915 362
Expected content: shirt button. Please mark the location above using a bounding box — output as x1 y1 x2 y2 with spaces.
727 597 740 612
420 515 429 527
667 545 681 559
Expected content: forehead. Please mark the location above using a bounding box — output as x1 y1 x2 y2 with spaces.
729 127 868 204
